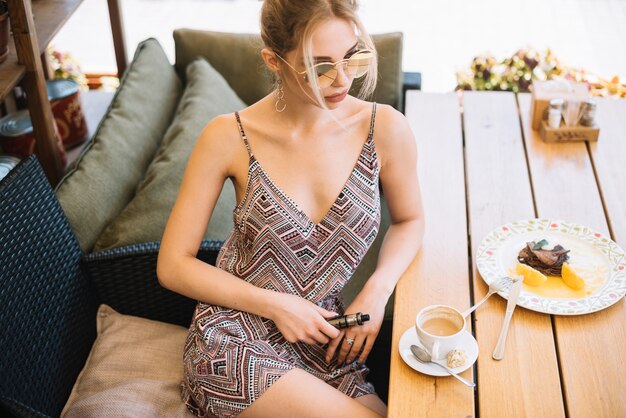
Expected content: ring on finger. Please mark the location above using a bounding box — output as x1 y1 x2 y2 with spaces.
345 337 355 346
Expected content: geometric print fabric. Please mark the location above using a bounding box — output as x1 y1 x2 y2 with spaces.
182 104 380 417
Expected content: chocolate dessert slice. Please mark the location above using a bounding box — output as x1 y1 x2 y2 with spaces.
518 240 570 276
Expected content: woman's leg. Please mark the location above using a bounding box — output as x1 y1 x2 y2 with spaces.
239 368 384 418
355 394 387 416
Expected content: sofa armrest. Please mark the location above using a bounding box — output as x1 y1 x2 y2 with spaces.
1 156 99 418
81 240 223 327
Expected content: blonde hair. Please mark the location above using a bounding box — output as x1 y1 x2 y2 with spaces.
260 0 378 108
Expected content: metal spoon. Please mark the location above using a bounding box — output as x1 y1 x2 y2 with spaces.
410 345 476 387
462 276 514 318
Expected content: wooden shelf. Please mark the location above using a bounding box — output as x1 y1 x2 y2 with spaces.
1 0 125 185
32 0 84 53
0 53 25 102
0 0 83 102
0 0 87 184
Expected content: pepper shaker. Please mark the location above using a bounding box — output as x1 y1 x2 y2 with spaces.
579 99 597 127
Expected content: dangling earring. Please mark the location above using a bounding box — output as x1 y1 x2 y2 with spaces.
275 77 286 113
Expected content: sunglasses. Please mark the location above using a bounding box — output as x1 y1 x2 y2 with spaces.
276 49 375 88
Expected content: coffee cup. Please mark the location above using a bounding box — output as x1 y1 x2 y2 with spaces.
415 305 466 361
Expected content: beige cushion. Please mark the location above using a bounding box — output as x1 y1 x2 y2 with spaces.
93 59 246 251
174 29 404 109
56 38 183 252
61 305 192 418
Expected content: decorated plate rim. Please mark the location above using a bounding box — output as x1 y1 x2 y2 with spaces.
476 218 626 315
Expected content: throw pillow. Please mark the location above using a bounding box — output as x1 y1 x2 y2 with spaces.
61 304 193 418
55 38 183 252
93 58 246 251
174 29 267 106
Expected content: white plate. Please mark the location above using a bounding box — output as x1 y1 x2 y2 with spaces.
399 327 478 377
476 219 626 315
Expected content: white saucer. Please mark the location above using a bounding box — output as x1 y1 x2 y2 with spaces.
399 327 478 377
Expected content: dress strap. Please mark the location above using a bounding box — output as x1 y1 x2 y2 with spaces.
234 112 253 157
368 102 377 138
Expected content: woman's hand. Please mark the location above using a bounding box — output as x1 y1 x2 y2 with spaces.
268 292 340 345
325 288 387 365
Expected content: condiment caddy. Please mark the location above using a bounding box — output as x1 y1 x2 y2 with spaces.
531 80 600 142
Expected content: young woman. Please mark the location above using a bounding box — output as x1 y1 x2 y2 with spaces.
157 1 424 416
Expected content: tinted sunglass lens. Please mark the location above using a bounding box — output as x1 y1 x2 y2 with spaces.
316 65 337 87
309 51 373 87
348 51 374 78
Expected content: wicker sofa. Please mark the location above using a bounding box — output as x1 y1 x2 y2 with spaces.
0 30 419 417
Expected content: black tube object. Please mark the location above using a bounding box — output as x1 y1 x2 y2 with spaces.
326 312 370 329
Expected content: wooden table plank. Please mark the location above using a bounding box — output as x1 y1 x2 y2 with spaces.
519 93 626 418
517 93 608 235
589 98 626 246
388 92 472 418
463 91 564 417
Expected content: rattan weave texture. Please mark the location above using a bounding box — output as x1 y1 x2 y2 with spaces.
0 156 224 416
0 156 99 418
82 240 223 327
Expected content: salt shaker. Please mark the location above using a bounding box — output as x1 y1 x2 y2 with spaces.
548 98 563 129
579 99 597 127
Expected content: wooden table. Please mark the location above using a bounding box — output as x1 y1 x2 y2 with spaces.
387 91 626 418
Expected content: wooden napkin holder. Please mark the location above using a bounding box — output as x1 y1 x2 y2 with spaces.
539 120 600 142
530 80 589 130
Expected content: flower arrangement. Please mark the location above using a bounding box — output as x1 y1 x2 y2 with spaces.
47 46 89 91
46 46 120 91
456 48 625 98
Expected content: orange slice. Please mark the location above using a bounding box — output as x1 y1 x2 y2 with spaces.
561 263 585 290
516 263 548 286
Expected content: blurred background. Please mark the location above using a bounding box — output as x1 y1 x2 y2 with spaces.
51 0 626 93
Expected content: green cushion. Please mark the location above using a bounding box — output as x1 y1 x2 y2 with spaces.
55 38 183 253
341 196 394 320
93 59 246 251
355 32 404 111
174 29 404 109
174 30 267 106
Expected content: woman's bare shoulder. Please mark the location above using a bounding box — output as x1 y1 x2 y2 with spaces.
190 112 249 176
195 113 245 156
373 103 409 131
198 112 241 142
372 104 414 146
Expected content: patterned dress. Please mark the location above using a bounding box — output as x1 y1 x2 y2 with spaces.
182 104 381 417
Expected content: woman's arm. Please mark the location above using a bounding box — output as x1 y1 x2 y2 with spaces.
328 105 425 364
157 115 339 345
360 105 425 301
